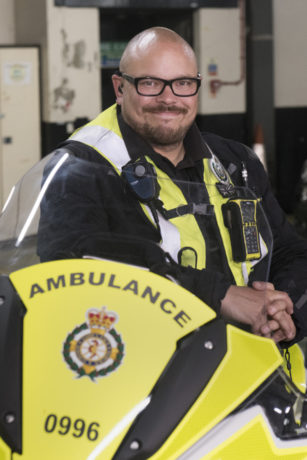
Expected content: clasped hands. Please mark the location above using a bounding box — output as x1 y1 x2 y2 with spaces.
221 281 296 343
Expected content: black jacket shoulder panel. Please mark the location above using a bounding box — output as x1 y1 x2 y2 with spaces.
201 131 259 167
201 131 269 196
56 139 114 167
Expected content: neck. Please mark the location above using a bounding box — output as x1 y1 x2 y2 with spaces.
152 142 185 166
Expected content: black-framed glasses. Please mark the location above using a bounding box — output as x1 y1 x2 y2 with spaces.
117 71 202 97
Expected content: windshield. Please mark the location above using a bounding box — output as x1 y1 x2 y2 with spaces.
0 149 273 281
0 149 307 457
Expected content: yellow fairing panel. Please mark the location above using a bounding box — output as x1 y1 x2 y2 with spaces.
151 326 283 460
206 411 307 460
0 438 11 460
9 259 215 460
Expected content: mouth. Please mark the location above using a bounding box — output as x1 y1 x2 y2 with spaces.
144 106 188 116
144 106 187 122
152 110 182 118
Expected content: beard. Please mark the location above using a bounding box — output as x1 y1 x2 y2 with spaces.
125 105 193 147
139 122 188 146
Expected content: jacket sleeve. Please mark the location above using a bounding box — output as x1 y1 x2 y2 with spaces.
37 149 161 265
37 151 112 261
246 149 307 344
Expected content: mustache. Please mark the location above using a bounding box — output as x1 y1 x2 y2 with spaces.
143 105 188 115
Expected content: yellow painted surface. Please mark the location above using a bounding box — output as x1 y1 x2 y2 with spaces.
9 258 214 459
0 438 11 460
5 258 307 459
204 414 307 460
150 326 283 459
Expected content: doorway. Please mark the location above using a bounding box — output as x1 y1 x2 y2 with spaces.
99 8 194 109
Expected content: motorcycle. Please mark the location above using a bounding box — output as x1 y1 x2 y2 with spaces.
0 149 307 460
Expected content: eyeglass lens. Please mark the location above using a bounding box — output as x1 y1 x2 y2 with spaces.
137 78 199 96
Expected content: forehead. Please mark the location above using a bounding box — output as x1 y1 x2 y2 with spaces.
125 41 197 78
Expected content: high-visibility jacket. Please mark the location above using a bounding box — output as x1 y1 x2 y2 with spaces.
69 104 267 287
38 104 307 342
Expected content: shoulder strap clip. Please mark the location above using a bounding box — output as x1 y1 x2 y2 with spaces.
162 203 214 220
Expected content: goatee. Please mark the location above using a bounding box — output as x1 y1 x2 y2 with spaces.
134 105 190 146
139 123 188 146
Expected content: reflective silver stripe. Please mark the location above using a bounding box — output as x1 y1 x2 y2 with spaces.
242 262 248 285
158 212 181 262
144 205 181 262
71 125 130 170
251 234 268 267
204 141 214 159
296 290 307 310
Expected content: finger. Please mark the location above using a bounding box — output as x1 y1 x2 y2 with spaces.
252 316 272 336
252 281 275 291
266 293 294 316
252 283 294 315
271 329 287 343
260 319 280 336
252 281 293 314
270 311 296 341
271 325 296 343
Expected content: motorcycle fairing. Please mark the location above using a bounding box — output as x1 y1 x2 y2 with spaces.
147 325 283 459
179 405 307 460
0 276 26 453
0 438 11 460
113 319 227 459
8 258 216 459
4 258 291 460
0 152 306 459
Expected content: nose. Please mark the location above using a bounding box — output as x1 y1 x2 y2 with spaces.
156 82 177 101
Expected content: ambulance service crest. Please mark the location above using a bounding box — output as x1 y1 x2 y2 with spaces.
63 306 124 381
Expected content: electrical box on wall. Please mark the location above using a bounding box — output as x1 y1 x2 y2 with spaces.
0 47 41 209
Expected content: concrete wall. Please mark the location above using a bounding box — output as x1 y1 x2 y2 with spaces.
0 0 15 44
273 0 307 108
2 1 307 134
194 7 245 115
15 0 101 125
45 1 101 123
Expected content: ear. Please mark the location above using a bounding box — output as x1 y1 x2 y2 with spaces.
112 74 123 104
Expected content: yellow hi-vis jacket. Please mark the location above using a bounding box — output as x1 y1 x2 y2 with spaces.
70 104 267 287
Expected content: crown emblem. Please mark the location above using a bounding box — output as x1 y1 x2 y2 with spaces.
63 306 124 381
87 307 117 331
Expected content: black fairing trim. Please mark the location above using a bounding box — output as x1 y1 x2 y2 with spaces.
113 318 227 460
0 275 26 453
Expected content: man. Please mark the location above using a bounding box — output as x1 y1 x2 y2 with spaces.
38 27 307 345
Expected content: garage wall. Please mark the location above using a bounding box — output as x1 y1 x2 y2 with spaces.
0 0 15 44
15 0 101 153
274 0 307 108
273 0 307 212
194 7 245 115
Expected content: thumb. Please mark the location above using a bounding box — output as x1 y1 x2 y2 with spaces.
252 281 275 291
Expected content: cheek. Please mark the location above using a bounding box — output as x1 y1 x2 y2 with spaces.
122 95 145 120
188 98 198 113
185 102 198 123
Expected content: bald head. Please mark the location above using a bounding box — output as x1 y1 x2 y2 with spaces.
119 27 197 73
112 26 200 161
